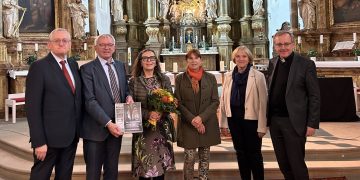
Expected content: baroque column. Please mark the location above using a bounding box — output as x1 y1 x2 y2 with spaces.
216 0 233 70
290 0 299 30
86 0 97 60
126 0 141 68
112 1 128 63
145 0 161 56
239 0 252 43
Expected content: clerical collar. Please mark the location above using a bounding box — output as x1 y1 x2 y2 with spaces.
279 52 294 63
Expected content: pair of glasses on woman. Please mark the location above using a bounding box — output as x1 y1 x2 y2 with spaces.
141 56 156 62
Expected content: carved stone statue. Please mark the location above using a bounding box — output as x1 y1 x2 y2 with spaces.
299 0 316 30
169 1 180 23
111 0 124 22
158 0 170 20
67 0 88 39
198 0 206 21
2 0 25 38
206 0 217 19
253 0 265 17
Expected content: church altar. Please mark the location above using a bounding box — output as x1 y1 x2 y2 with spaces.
160 51 218 72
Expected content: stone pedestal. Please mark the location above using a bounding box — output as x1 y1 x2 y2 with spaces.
216 15 233 70
113 20 128 63
251 16 268 61
239 17 252 43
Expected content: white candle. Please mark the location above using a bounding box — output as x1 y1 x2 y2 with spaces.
320 35 323 44
17 43 22 52
353 33 357 43
163 37 166 45
195 35 198 44
173 62 178 73
172 36 174 44
220 61 225 71
34 43 39 52
298 36 302 44
180 36 183 44
230 61 235 70
160 62 166 73
127 47 131 64
84 43 87 50
203 35 205 43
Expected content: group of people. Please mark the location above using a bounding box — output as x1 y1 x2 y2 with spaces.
25 28 320 180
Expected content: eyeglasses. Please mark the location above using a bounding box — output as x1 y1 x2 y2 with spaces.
50 39 71 44
97 43 115 48
275 42 293 47
141 56 156 62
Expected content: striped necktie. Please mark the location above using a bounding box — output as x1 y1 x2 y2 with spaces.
106 62 121 103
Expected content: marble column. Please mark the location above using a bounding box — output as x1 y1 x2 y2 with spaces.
126 0 141 52
290 0 299 30
0 0 3 38
88 0 97 36
145 0 161 56
239 0 252 43
216 0 233 70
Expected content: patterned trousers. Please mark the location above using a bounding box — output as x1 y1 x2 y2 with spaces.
183 147 210 180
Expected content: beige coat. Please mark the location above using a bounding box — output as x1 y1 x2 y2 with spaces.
220 68 268 133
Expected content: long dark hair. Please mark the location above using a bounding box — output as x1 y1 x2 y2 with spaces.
131 48 163 78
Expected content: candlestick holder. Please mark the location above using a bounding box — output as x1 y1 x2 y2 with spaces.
320 43 324 61
17 51 23 66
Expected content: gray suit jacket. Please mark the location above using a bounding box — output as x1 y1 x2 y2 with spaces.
267 52 320 136
81 58 130 141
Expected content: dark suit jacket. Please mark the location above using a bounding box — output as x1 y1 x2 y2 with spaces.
81 58 130 141
26 53 82 148
267 52 320 136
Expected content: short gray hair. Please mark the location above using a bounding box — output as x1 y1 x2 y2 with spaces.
49 28 71 41
273 30 294 43
95 34 116 45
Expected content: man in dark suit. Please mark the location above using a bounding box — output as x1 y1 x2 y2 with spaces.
26 28 82 180
81 34 133 180
267 30 320 180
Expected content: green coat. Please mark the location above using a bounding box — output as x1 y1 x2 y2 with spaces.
175 72 221 149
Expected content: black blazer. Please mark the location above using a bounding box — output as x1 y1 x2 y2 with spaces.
81 58 130 141
267 52 320 136
26 53 82 148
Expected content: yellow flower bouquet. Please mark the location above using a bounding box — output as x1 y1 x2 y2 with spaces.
146 88 179 142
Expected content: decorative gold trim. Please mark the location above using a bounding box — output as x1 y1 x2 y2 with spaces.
329 0 360 28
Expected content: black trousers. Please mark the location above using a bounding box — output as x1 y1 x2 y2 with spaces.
227 117 264 180
83 134 123 180
30 139 78 180
270 116 309 180
139 174 165 180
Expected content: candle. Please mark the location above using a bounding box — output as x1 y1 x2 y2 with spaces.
230 61 235 70
180 36 183 44
172 36 175 49
163 37 166 46
220 61 225 71
127 47 131 65
17 43 22 52
173 62 178 73
160 62 166 73
353 33 357 43
211 35 214 46
84 43 87 50
298 36 302 44
203 35 205 43
35 43 39 52
195 35 198 43
320 35 323 44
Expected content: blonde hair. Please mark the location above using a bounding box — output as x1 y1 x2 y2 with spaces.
231 46 253 64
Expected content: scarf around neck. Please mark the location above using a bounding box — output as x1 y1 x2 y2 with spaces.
187 66 204 94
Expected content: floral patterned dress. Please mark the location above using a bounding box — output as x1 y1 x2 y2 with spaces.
130 76 176 178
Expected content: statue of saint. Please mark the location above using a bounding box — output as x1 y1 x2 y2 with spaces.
206 0 217 19
158 0 170 20
67 0 88 39
111 0 124 22
2 0 25 38
253 0 265 17
169 1 180 23
299 0 316 30
198 0 206 21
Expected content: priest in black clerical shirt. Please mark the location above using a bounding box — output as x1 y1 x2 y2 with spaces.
267 30 320 180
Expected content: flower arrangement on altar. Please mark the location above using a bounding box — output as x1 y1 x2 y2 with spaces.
146 88 179 142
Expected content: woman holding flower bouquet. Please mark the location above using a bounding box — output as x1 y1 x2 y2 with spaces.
129 49 176 180
175 49 221 180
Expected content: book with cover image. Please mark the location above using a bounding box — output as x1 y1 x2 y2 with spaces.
115 102 143 133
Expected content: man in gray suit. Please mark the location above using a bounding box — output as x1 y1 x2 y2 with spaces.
81 34 133 180
267 30 320 180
